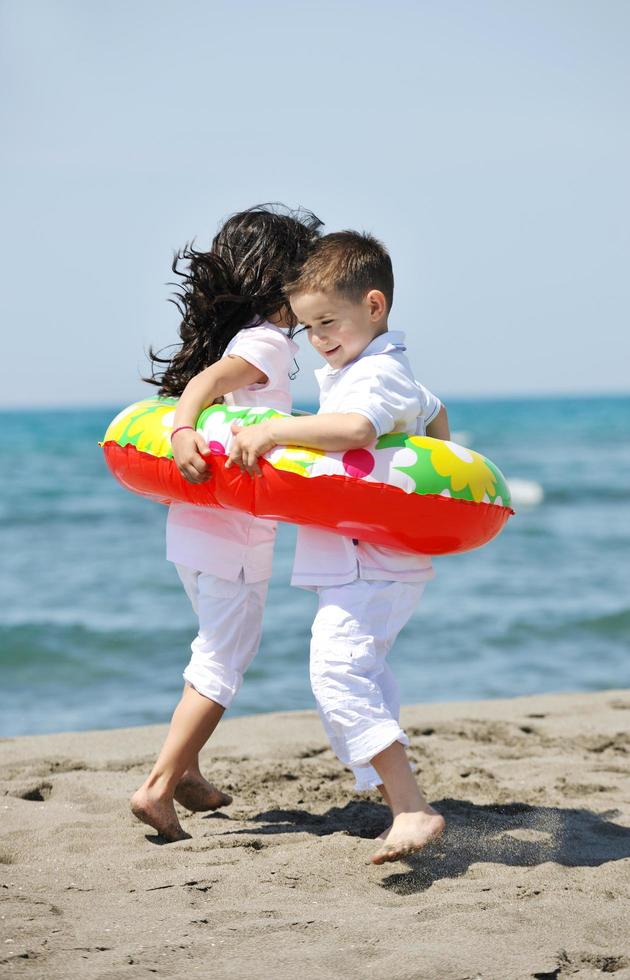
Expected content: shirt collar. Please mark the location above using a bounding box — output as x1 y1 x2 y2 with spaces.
315 330 407 385
359 330 406 358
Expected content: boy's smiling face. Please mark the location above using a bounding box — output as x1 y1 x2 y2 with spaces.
290 290 388 370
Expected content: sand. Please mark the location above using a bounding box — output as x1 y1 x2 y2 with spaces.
1 689 630 979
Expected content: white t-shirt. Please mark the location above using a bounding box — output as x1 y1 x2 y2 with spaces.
167 321 298 582
291 330 442 590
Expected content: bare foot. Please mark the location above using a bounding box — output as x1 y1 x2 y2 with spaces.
371 810 445 865
130 788 191 843
174 773 232 813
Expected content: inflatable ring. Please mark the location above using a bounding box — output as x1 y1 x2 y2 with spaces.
101 398 514 555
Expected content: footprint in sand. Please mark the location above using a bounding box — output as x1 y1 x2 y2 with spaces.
10 781 53 801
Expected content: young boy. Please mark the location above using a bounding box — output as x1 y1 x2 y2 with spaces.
227 232 449 864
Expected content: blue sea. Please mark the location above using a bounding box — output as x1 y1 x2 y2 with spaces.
1 396 629 738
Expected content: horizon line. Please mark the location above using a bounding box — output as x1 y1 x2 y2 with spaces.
0 389 628 412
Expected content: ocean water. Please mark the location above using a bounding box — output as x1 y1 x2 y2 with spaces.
1 396 629 738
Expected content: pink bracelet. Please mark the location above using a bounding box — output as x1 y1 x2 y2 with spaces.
170 425 195 441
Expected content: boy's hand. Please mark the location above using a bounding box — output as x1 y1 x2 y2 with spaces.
171 428 212 483
226 421 277 477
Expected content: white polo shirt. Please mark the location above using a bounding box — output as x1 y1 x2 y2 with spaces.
166 321 298 582
291 330 442 590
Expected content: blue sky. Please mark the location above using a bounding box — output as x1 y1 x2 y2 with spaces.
1 0 628 407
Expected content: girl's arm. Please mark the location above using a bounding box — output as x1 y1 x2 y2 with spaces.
425 405 450 440
227 413 377 475
172 356 267 483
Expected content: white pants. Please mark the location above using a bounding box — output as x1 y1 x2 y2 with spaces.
310 579 425 791
176 565 268 709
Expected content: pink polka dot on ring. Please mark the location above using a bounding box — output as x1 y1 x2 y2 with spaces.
342 448 375 479
207 441 226 455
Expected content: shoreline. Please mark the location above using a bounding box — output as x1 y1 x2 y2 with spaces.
2 689 630 978
1 685 624 747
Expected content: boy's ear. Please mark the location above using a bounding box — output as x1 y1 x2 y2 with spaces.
365 289 387 320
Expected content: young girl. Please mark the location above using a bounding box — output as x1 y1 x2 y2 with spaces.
131 204 322 842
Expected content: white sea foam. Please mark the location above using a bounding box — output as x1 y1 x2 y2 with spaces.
507 478 544 507
451 430 472 446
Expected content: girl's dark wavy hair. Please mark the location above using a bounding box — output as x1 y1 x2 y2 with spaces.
145 204 323 397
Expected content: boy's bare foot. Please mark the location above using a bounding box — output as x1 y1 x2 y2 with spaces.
130 789 191 843
174 773 232 812
371 810 445 865
376 783 392 840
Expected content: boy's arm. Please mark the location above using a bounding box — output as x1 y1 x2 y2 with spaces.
425 405 450 440
172 357 267 483
227 413 376 475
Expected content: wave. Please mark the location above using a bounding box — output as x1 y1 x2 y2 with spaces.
544 485 630 504
576 608 630 636
487 608 630 646
0 622 188 667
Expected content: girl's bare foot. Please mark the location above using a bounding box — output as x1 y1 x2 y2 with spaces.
174 772 232 812
130 788 191 843
371 810 445 865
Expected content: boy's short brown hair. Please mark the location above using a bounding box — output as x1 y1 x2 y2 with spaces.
285 231 394 311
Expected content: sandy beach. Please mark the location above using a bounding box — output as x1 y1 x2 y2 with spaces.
1 689 630 979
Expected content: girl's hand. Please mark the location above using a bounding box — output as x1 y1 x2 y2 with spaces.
226 421 277 476
171 428 212 483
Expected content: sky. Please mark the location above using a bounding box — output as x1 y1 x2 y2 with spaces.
1 0 628 408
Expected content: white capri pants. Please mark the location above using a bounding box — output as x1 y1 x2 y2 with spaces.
176 565 268 709
310 579 425 791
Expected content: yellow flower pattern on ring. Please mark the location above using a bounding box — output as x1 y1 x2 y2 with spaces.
409 437 497 503
269 446 326 476
103 399 176 458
